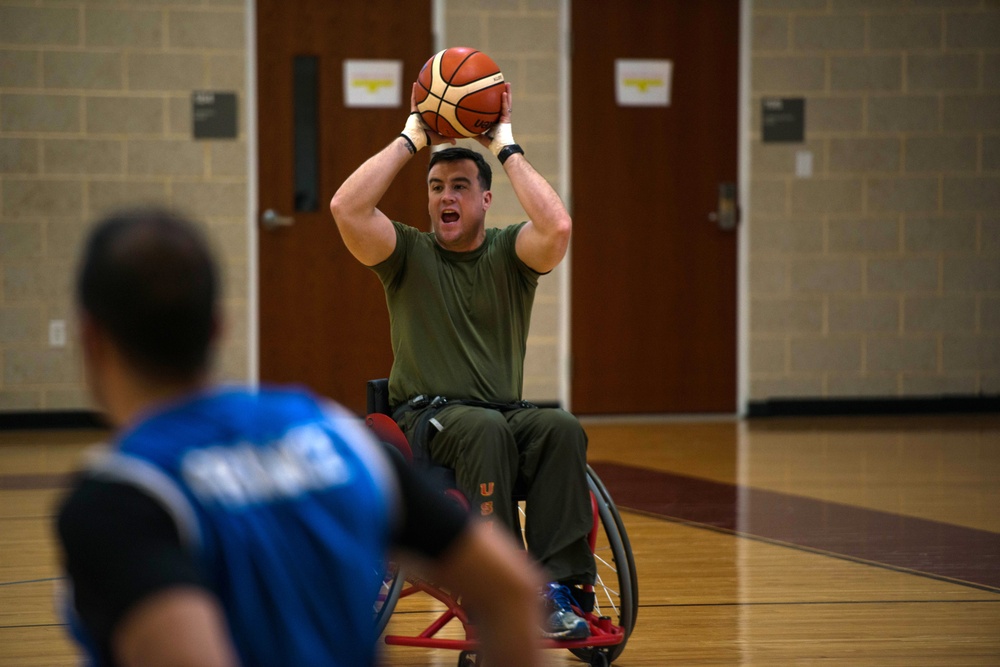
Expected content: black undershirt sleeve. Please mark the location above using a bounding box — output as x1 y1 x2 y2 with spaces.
56 477 205 662
382 444 471 558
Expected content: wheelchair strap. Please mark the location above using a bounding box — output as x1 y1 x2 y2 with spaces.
392 395 538 464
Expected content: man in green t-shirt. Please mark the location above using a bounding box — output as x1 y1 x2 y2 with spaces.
331 83 596 640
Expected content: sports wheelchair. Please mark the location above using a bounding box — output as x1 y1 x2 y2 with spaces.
364 379 638 667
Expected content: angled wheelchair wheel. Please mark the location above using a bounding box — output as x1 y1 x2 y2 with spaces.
374 561 405 636
569 465 638 664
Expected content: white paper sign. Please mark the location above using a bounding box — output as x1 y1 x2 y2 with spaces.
343 60 403 108
615 59 673 107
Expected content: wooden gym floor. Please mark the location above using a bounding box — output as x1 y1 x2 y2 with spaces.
2 415 998 665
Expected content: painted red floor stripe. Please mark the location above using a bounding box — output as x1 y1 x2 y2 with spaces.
590 461 1000 592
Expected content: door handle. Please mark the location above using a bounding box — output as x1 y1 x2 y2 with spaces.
708 182 738 231
261 209 294 230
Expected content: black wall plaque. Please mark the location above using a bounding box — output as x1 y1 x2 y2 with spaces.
762 97 804 143
193 91 237 139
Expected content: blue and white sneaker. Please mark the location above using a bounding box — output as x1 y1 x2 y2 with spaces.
541 582 590 639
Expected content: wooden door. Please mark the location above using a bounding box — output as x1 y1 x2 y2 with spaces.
256 0 431 414
571 1 740 414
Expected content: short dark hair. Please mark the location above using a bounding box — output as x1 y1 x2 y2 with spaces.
428 146 492 191
77 208 218 381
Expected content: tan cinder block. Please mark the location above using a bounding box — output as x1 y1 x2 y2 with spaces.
45 388 92 410
750 376 824 400
222 260 247 300
45 219 89 260
869 12 942 49
867 257 939 293
0 50 40 87
0 138 40 174
828 216 899 253
793 14 864 51
3 179 83 218
1 261 73 302
790 257 863 294
207 55 245 91
750 216 823 254
517 95 558 136
169 10 245 50
905 295 976 333
485 15 559 56
171 182 246 217
807 96 864 132
88 180 170 216
168 96 192 136
791 179 863 214
943 95 1000 131
943 176 1000 211
831 55 901 92
86 96 165 135
750 179 788 216
752 56 825 92
0 222 43 260
984 136 1000 171
908 54 978 92
126 139 205 176
827 373 898 398
867 336 936 372
0 94 80 133
868 96 938 132
750 258 788 294
831 0 907 9
790 337 862 372
85 8 164 48
944 256 1000 291
750 297 824 333
983 217 1000 252
0 391 42 410
0 6 78 46
829 296 899 333
904 215 976 252
901 373 978 396
751 337 786 374
209 142 247 177
985 54 1000 90
755 0 827 9
204 222 247 261
753 14 789 51
128 53 204 91
43 139 124 175
946 11 1000 49
520 57 559 97
828 137 900 173
942 334 1000 372
44 51 122 90
982 296 1000 331
906 136 976 173
215 341 249 383
867 177 938 213
983 374 1000 393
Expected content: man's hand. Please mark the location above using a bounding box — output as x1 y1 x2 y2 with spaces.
476 83 522 165
401 83 455 154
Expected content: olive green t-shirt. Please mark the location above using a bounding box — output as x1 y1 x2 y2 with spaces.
371 221 540 408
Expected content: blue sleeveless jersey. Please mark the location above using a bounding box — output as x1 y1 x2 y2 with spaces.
73 386 399 667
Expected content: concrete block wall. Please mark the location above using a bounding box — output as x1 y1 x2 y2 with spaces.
749 0 1000 401
0 0 249 411
444 0 565 402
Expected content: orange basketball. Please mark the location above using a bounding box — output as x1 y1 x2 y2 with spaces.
415 47 504 138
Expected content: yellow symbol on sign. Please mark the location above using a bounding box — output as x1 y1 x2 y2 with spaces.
353 79 394 93
623 78 665 93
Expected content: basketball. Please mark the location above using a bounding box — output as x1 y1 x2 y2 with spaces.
415 47 504 138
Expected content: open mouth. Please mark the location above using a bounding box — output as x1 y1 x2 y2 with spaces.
441 209 459 224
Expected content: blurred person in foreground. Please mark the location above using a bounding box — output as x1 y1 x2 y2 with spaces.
54 207 544 667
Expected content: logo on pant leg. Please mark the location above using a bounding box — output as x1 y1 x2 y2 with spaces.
480 501 494 516
479 482 494 496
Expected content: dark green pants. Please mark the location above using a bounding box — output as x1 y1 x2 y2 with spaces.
398 404 596 585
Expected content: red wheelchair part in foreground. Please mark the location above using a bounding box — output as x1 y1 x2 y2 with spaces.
364 409 637 667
